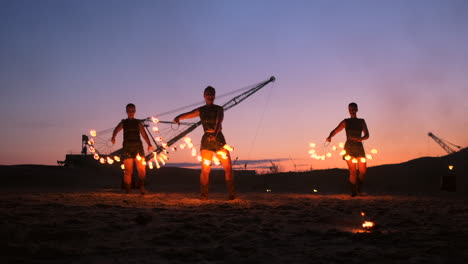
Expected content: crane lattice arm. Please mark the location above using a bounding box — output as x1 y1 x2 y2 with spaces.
428 132 461 154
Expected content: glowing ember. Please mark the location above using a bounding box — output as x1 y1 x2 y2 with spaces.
114 156 121 162
223 144 234 151
148 162 154 169
362 221 375 230
361 212 365 216
90 130 97 137
338 142 344 148
360 157 367 163
309 142 316 148
152 126 159 132
93 154 99 160
107 157 114 164
366 154 373 160
371 148 378 154
136 154 142 161
313 189 318 193
352 158 358 164
99 157 106 164
344 155 351 161
121 164 125 170
151 117 159 123
448 165 454 170
266 189 272 192
339 150 346 156
191 148 197 157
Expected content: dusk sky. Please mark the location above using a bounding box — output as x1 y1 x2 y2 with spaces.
1 0 467 171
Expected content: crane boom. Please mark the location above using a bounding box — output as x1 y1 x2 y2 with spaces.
428 132 461 154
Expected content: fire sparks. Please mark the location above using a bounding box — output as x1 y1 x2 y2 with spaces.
90 130 97 137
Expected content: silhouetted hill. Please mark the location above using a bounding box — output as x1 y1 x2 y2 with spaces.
1 148 466 195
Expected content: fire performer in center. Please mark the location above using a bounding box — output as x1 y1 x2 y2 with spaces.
173 86 235 200
326 102 369 197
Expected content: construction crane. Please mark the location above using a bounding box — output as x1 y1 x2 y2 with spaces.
427 132 461 154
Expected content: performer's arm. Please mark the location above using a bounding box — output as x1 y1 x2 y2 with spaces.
213 107 224 135
326 120 345 142
111 121 123 144
360 120 369 142
173 109 200 124
139 122 153 151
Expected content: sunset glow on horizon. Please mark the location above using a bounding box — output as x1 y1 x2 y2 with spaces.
1 0 467 172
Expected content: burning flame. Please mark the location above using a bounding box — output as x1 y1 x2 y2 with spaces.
212 156 221 165
366 154 373 160
361 212 365 216
338 142 344 148
121 164 125 170
155 158 161 169
216 150 229 160
332 146 337 151
158 157 166 165
88 139 94 145
360 157 366 163
184 137 192 144
148 162 153 169
352 158 358 164
107 157 114 164
326 152 332 158
160 153 168 160
152 126 159 132
197 156 203 162
162 143 168 148
371 148 378 154
142 160 147 166
89 146 96 153
448 165 454 170
191 148 197 157
203 159 212 166
362 221 375 230
114 156 121 162
344 155 351 161
187 142 194 149
172 147 177 152
136 154 142 161
223 144 234 151
94 154 99 160
90 130 97 137
156 137 163 141
309 142 316 148
99 157 106 164
308 149 316 154
339 150 346 156
180 143 186 149
151 117 159 123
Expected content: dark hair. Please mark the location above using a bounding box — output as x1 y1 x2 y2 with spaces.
204 86 216 95
126 103 136 109
348 102 358 108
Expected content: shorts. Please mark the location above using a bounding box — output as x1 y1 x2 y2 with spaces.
122 141 144 159
200 132 226 152
343 141 365 159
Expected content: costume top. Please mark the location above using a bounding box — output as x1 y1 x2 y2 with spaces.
199 104 223 133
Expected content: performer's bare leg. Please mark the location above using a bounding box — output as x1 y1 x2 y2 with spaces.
135 159 147 195
123 159 134 193
346 159 358 196
217 149 235 200
200 150 213 200
357 160 367 195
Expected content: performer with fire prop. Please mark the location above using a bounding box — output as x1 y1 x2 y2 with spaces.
111 103 154 195
326 102 369 197
174 86 235 200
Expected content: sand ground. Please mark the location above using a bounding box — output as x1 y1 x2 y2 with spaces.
1 190 467 264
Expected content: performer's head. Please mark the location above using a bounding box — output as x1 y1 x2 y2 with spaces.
204 86 216 104
348 102 358 117
126 103 136 118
